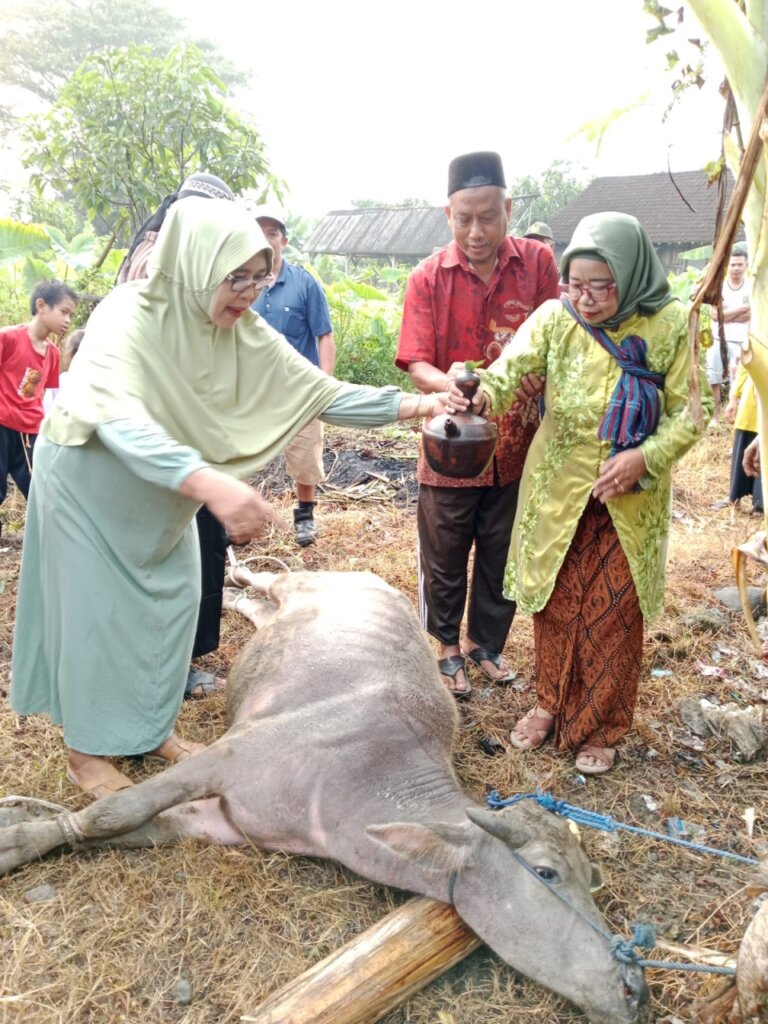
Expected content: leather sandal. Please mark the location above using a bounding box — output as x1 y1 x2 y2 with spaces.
438 655 471 700
509 706 554 751
66 762 134 801
575 745 616 776
144 736 207 764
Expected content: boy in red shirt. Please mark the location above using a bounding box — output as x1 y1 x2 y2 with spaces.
0 280 76 519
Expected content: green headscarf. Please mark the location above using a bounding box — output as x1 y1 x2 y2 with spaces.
45 197 345 479
560 211 673 328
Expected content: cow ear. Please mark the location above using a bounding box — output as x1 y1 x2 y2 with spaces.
589 864 605 894
366 820 473 870
465 807 531 848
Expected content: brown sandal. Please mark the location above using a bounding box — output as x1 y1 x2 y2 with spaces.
66 762 134 801
144 736 207 764
575 745 616 776
509 707 554 751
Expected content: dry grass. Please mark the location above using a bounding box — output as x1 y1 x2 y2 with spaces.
0 421 766 1023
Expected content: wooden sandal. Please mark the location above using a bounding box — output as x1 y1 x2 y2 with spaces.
509 707 554 751
574 745 616 776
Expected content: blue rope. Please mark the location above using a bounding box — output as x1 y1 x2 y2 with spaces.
491 790 745 977
488 790 758 866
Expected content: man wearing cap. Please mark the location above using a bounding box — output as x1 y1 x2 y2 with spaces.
396 151 559 698
524 222 556 254
252 208 336 546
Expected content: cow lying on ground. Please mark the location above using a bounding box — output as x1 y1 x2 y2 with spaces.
0 570 646 1023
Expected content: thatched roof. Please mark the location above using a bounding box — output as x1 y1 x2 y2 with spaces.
306 206 451 259
548 170 733 246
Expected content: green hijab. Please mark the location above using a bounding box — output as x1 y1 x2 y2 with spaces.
45 197 345 479
560 211 673 328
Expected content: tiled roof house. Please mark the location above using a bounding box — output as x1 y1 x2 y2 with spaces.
548 170 735 269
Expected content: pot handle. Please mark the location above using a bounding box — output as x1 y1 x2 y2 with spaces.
455 372 480 402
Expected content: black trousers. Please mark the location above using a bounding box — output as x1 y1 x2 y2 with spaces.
191 505 227 659
416 479 520 651
729 429 764 511
0 425 36 503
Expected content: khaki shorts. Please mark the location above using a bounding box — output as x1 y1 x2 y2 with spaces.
285 419 325 485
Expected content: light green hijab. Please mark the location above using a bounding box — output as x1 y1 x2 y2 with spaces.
45 197 345 479
560 211 674 328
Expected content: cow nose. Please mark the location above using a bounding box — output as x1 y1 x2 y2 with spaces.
621 961 649 1014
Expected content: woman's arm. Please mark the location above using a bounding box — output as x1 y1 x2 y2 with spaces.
319 385 448 426
97 419 284 542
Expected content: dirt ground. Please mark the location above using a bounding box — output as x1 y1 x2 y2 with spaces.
0 420 766 1023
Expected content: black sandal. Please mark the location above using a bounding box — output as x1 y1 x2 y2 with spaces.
438 655 472 700
464 647 516 684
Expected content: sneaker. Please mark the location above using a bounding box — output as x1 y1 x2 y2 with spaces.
294 517 317 546
293 504 318 547
710 498 737 510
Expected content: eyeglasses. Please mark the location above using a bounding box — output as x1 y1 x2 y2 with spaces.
225 271 274 294
566 280 616 302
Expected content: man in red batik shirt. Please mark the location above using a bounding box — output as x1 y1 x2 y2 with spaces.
396 151 559 698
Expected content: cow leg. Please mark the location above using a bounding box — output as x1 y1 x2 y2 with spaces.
223 587 279 629
0 740 244 876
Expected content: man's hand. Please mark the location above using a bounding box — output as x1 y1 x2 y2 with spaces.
743 436 761 478
514 372 545 404
724 395 739 423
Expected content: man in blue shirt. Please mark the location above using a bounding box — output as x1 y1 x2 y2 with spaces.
253 207 336 546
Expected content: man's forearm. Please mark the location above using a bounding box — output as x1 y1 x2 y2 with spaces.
317 332 336 375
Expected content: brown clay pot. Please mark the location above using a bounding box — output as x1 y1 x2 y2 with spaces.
422 371 497 479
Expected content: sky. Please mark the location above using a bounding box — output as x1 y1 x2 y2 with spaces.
172 0 727 218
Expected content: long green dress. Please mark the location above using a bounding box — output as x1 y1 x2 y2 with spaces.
11 387 402 755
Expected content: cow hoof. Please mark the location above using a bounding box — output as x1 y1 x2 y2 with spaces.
0 796 67 828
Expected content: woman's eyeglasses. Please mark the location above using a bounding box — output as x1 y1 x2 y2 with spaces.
565 280 616 302
225 272 274 294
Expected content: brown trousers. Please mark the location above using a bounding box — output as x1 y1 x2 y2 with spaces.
534 498 643 751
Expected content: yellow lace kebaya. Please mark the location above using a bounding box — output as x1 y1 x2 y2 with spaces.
479 299 713 620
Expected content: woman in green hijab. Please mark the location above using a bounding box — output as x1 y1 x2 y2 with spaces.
448 212 713 775
11 197 445 800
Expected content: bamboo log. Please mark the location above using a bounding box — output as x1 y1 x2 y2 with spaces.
241 897 482 1024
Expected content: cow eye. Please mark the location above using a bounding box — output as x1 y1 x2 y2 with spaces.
534 866 560 883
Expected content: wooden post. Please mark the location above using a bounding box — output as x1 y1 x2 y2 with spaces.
241 897 482 1024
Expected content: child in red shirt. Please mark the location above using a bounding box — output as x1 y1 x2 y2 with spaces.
0 280 77 518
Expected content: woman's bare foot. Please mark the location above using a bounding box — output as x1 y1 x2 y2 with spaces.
145 733 207 764
66 750 134 800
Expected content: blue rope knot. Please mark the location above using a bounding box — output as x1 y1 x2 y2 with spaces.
630 922 657 950
611 935 642 965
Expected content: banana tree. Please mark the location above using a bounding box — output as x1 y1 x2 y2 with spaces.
0 216 124 323
661 1 768 650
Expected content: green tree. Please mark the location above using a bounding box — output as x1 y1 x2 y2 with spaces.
507 161 591 232
0 0 245 131
23 44 280 240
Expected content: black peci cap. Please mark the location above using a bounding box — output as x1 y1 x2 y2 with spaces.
447 151 506 196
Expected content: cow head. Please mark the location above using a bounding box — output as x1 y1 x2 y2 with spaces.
367 801 646 1023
